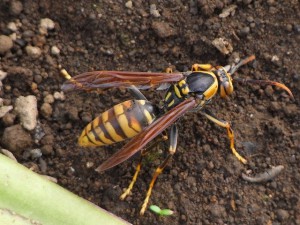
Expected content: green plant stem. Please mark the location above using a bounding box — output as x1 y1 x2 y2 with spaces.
0 154 131 225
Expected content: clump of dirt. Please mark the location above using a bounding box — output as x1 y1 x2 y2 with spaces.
0 0 299 224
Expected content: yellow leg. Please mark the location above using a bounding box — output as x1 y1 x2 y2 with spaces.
191 64 214 72
200 110 247 164
140 124 178 215
140 155 172 215
119 133 168 201
120 155 143 200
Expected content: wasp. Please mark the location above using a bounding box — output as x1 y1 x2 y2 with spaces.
61 55 293 215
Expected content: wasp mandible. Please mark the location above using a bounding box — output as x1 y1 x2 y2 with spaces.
61 55 293 215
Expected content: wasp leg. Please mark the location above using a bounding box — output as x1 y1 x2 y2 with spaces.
128 85 148 100
200 109 247 164
191 64 214 72
120 132 168 201
140 124 178 215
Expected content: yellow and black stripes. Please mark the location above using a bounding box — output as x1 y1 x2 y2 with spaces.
78 100 158 147
164 80 190 110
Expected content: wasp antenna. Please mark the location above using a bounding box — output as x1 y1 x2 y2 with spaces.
234 78 294 100
229 55 256 75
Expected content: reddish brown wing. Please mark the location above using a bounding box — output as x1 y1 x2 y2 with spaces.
62 71 184 91
96 98 196 172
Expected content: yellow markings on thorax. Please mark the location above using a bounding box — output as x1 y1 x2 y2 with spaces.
202 72 218 100
174 85 182 98
178 80 189 95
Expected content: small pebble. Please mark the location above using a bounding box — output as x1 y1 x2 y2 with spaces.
150 4 160 17
276 209 289 221
80 112 92 123
39 158 48 172
40 102 53 118
10 0 23 16
2 113 16 127
0 105 13 118
286 24 293 32
1 124 33 154
0 35 13 54
125 1 133 9
50 45 60 55
7 22 18 32
265 85 274 97
40 134 54 145
212 38 233 55
25 45 42 59
0 70 7 81
34 74 43 84
29 148 42 159
44 94 54 104
219 5 237 18
23 30 34 38
271 55 279 62
53 91 65 101
152 21 177 38
247 16 254 23
209 204 227 218
14 95 38 131
39 18 55 34
240 26 250 36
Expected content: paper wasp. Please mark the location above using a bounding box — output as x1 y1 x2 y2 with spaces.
61 55 293 215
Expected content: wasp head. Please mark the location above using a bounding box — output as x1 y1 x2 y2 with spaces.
215 66 234 98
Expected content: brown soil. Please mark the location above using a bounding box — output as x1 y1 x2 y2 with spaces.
1 0 299 224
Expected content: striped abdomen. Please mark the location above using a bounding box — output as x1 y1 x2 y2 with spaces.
79 100 158 147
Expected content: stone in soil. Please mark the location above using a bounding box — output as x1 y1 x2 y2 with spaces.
0 105 13 118
1 124 33 154
151 21 178 38
14 95 38 131
10 0 23 15
0 35 13 54
40 102 53 118
25 45 42 59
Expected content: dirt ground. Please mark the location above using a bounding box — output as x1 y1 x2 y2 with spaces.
0 0 299 224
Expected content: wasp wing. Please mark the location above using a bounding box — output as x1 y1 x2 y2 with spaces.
62 71 184 92
96 98 196 172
